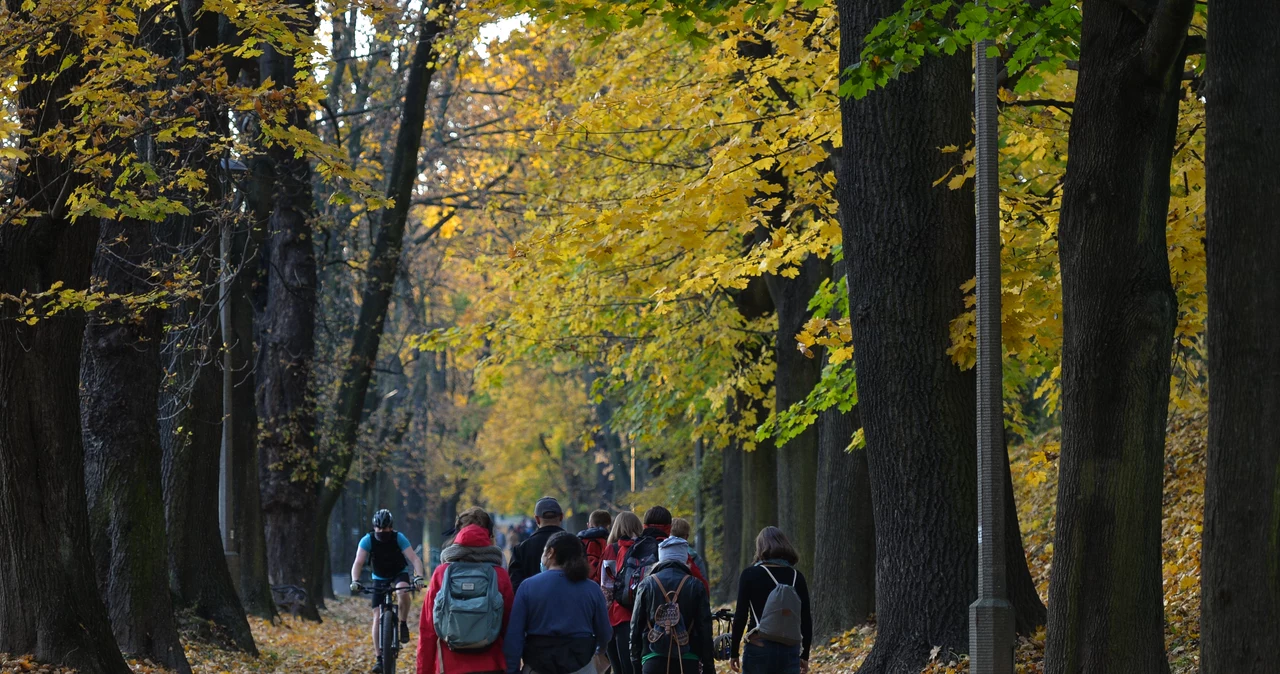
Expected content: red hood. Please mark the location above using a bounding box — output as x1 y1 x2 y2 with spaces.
454 524 493 547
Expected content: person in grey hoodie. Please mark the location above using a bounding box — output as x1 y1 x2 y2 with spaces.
628 537 716 674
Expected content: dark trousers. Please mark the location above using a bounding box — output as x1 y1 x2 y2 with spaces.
742 641 801 674
606 624 632 674
640 658 699 674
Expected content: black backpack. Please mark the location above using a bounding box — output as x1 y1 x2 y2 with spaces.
612 535 659 609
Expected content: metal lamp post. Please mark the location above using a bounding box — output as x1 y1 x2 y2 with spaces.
968 35 1016 674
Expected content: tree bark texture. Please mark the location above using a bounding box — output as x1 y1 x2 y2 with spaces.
255 11 322 616
765 253 826 580
0 6 130 669
1200 2 1280 671
160 303 258 654
81 217 191 673
1044 1 1192 672
835 1 1046 670
718 442 744 603
229 235 278 620
813 403 875 639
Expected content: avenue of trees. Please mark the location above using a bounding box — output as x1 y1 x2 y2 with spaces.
0 1 1276 674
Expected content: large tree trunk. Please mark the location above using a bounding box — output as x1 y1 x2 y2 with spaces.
0 6 130 669
1200 2 1280 671
765 253 826 580
161 299 258 654
82 216 191 673
254 5 323 618
305 0 454 603
718 442 743 603
1043 1 1193 672
813 402 874 639
835 2 1046 670
229 235 278 620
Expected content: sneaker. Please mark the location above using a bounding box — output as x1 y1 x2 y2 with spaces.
371 659 383 674
399 621 410 644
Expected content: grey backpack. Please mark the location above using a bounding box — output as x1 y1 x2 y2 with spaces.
433 562 504 651
747 564 803 646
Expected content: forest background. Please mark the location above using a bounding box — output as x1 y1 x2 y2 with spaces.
1 0 1276 673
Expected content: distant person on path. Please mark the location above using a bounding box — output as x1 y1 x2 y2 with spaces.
729 527 812 674
503 531 612 674
637 507 708 590
628 537 716 674
351 509 426 673
602 511 643 674
417 508 514 674
509 497 567 592
668 518 705 581
578 509 613 584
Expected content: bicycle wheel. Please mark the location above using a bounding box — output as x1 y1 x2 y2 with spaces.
380 607 399 674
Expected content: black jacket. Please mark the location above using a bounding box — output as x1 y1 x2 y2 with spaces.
629 560 715 674
508 524 564 592
730 563 812 660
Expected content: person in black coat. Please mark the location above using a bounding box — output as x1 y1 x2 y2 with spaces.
509 496 566 592
629 537 716 674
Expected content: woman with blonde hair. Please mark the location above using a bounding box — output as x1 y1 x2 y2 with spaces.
602 511 643 674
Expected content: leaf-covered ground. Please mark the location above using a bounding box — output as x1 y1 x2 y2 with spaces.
810 411 1207 674
3 596 421 674
3 413 1206 674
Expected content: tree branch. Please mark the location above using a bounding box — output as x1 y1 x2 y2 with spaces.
1144 0 1196 79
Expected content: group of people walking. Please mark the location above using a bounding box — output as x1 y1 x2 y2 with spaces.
358 497 812 674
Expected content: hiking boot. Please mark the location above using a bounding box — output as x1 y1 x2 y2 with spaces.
371 656 383 673
399 620 410 643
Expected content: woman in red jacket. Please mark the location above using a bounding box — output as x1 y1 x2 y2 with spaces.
602 511 643 674
418 509 514 674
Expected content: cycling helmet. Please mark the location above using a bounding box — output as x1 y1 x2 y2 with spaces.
372 509 394 529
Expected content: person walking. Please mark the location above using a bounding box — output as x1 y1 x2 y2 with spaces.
509 497 566 592
601 511 643 674
628 537 716 674
578 509 613 584
729 527 812 674
668 519 704 582
417 508 514 674
503 532 612 674
637 507 708 590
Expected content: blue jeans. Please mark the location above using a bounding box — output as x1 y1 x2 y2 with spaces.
743 640 801 674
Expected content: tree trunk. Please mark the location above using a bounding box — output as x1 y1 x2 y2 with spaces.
229 241 278 620
765 253 827 580
835 1 1046 669
813 403 874 639
255 13 323 618
160 305 258 654
0 6 130 669
1043 1 1193 672
740 432 777 567
1200 2 1280 671
306 0 454 602
82 216 191 673
718 442 743 603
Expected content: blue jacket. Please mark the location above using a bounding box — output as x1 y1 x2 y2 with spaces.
503 569 611 673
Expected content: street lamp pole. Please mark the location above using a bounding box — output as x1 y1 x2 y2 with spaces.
969 32 1015 674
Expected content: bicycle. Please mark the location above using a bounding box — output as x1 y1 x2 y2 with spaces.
712 608 735 661
354 581 419 674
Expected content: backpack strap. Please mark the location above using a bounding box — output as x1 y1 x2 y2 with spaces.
760 564 793 587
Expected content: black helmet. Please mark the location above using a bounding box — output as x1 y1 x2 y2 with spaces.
372 509 393 529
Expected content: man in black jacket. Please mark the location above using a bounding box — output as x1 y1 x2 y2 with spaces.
508 496 565 592
629 537 716 674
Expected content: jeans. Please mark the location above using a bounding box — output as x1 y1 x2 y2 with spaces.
606 624 632 674
742 640 801 674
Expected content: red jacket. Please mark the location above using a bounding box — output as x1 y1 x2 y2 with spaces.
417 525 515 674
604 539 635 627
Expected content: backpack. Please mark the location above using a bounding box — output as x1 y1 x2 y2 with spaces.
433 562 505 652
645 575 692 662
612 535 659 610
747 564 803 646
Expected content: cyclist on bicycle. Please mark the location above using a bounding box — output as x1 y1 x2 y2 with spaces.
351 509 426 673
